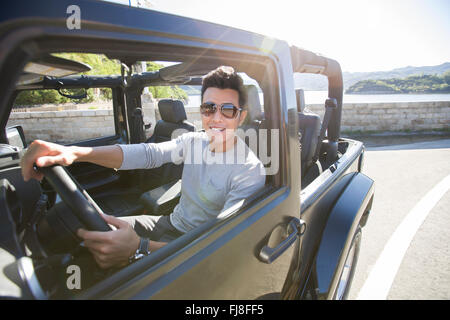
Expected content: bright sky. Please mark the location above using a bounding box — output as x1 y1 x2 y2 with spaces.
106 0 450 73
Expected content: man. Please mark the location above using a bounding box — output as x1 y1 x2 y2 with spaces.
21 66 265 268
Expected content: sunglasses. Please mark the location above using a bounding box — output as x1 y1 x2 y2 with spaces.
200 102 243 119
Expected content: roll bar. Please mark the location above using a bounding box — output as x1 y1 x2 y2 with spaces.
290 46 343 142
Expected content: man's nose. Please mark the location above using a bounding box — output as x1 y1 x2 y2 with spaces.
211 108 223 121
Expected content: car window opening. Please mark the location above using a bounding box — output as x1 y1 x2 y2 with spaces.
4 48 281 298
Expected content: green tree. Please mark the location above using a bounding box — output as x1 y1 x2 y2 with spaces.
53 52 121 75
15 88 94 105
443 71 450 84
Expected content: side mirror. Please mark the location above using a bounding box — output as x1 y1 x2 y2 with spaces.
6 125 27 149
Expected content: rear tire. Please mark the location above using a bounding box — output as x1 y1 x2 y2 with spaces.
334 226 362 300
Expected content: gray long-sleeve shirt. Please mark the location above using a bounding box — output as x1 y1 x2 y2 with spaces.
117 132 266 233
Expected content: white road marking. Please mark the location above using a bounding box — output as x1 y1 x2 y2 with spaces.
357 174 450 300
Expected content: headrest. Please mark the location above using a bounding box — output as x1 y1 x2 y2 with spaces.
244 85 263 123
158 99 187 123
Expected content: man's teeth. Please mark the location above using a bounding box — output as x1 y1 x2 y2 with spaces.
211 127 225 132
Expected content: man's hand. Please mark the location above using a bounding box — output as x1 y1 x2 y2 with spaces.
77 214 140 269
20 140 77 181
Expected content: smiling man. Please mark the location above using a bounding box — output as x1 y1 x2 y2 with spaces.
201 67 247 153
21 66 266 268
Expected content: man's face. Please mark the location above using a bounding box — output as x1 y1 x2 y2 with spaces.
201 87 247 151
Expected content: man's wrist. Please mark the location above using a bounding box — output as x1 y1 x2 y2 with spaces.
129 237 151 263
71 145 91 163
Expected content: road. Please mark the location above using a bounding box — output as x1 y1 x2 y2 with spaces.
348 137 450 300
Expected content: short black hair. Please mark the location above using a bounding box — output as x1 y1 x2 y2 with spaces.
201 66 247 108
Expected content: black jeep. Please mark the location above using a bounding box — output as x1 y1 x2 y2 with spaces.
0 0 374 300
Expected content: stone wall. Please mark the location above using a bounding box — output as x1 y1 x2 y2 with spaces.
7 101 450 144
7 109 116 144
306 101 450 133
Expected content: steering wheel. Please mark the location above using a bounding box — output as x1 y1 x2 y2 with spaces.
36 165 111 232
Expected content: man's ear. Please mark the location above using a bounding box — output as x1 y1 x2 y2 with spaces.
238 109 248 126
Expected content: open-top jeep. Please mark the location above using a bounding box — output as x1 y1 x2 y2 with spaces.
0 0 374 300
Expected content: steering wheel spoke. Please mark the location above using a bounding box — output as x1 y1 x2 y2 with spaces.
36 165 111 232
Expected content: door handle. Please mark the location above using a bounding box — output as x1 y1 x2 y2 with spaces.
259 218 306 264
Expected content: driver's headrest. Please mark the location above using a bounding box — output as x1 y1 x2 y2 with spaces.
158 99 188 124
243 85 263 123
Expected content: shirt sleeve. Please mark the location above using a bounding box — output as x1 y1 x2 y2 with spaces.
116 134 187 170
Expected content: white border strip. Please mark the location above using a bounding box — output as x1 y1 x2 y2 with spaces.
357 174 450 300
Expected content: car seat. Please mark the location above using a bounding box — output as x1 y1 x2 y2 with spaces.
136 99 196 215
147 99 195 144
238 84 265 156
141 99 196 190
296 89 322 187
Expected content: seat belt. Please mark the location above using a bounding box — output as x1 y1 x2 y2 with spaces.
312 98 337 163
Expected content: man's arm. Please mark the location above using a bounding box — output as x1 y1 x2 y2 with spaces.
22 132 192 181
73 144 123 168
21 140 123 181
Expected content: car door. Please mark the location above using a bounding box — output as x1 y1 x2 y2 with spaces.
62 85 131 195
84 155 302 300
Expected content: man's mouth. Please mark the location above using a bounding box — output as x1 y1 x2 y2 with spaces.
209 126 226 132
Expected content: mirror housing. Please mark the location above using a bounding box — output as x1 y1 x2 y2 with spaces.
6 125 27 149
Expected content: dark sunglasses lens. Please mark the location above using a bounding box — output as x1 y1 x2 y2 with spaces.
200 103 216 116
221 104 238 118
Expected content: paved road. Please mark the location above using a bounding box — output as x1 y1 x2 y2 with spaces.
348 137 450 300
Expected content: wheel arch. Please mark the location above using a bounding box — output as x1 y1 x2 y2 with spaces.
314 172 374 299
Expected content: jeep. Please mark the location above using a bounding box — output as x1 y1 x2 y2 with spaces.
0 0 374 300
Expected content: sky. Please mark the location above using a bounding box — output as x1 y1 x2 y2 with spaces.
106 0 450 73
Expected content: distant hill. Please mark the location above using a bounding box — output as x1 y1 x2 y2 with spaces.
346 73 450 94
294 62 450 91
